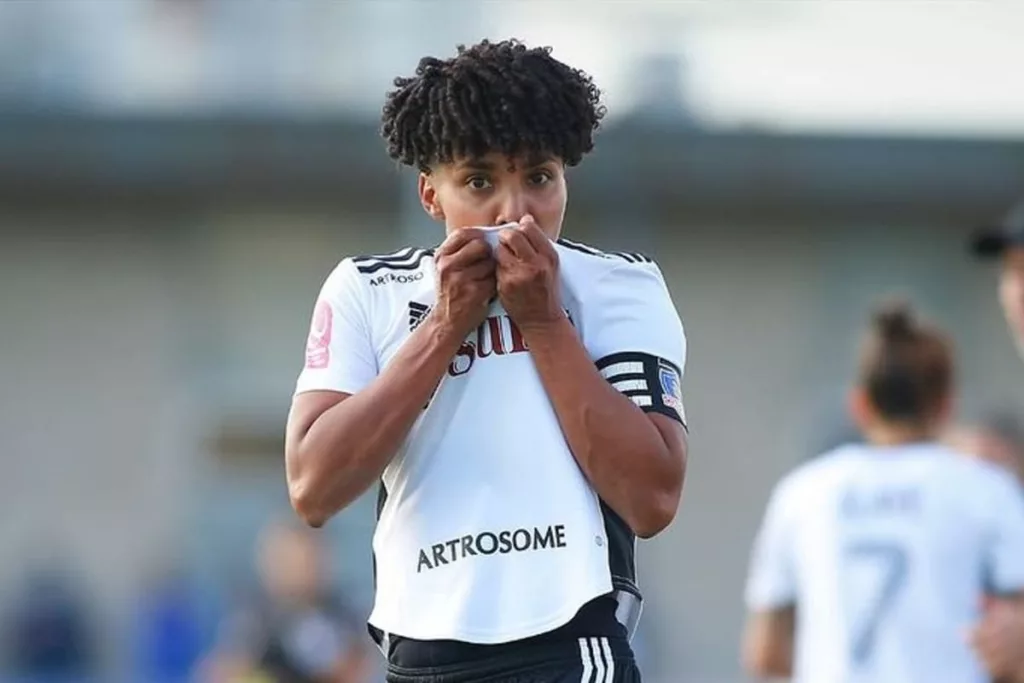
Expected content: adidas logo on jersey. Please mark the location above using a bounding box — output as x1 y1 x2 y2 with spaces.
409 301 431 331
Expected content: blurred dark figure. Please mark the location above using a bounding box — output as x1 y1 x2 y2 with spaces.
970 198 1024 358
3 567 96 681
132 567 207 683
201 520 371 683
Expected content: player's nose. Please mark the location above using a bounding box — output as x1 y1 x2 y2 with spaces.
495 191 530 226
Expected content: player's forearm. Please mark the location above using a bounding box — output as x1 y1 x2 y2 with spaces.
522 316 684 538
288 314 462 526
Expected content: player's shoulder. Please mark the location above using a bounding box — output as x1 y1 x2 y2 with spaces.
772 443 864 506
323 246 434 292
555 236 661 272
349 245 434 286
934 445 1021 496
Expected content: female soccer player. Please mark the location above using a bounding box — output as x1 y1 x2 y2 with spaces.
743 301 1024 683
285 39 688 683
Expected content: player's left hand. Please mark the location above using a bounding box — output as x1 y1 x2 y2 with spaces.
495 215 563 331
969 597 1024 681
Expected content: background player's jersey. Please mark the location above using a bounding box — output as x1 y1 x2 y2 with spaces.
294 238 687 645
745 442 1024 683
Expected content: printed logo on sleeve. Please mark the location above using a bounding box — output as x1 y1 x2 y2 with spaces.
305 300 333 369
658 360 685 422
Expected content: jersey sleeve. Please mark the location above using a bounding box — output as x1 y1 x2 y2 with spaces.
982 467 1024 595
745 478 798 610
294 258 378 396
582 261 688 426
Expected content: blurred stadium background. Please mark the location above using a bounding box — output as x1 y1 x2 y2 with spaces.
2 1 1024 682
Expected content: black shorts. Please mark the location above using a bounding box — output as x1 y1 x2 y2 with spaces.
385 635 641 683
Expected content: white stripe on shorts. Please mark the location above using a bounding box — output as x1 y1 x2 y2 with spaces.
591 637 607 682
579 637 615 682
579 637 594 683
600 637 615 682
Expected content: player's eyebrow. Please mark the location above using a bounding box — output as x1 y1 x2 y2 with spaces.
523 152 557 168
455 153 556 173
456 157 496 171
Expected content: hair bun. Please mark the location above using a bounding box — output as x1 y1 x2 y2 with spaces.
872 299 916 341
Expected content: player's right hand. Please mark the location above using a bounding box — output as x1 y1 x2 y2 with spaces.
432 228 497 339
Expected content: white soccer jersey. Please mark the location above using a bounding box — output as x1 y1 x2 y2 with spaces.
746 442 1024 683
294 237 687 645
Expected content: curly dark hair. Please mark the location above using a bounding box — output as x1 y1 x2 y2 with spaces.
381 39 606 171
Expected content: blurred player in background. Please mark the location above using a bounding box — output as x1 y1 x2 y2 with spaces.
742 301 1024 683
948 413 1024 681
972 198 1024 357
968 198 1024 681
285 38 688 683
202 520 371 683
947 412 1024 484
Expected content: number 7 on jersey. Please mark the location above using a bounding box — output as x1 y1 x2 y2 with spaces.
843 541 909 666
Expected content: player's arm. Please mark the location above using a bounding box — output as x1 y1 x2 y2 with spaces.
286 232 494 527
742 478 798 679
520 316 686 538
496 224 686 538
743 606 795 679
287 322 460 528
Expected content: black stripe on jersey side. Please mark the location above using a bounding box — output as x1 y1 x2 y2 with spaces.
600 497 642 602
367 481 389 651
355 249 433 275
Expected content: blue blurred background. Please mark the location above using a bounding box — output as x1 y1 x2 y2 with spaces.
2 2 1024 682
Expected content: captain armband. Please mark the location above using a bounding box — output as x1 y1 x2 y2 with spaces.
596 352 687 428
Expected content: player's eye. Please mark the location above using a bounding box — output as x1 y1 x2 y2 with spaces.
465 175 492 190
528 171 553 186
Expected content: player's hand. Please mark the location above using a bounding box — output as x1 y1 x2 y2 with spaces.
969 597 1024 680
495 215 563 332
432 228 497 340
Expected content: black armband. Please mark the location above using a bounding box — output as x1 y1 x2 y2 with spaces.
596 352 687 427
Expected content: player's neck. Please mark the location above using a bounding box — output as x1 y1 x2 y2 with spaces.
864 422 936 447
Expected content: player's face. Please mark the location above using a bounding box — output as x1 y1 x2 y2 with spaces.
258 526 323 601
999 247 1024 350
419 151 567 240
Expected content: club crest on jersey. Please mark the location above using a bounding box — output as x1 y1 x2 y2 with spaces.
305 299 332 369
658 360 684 418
